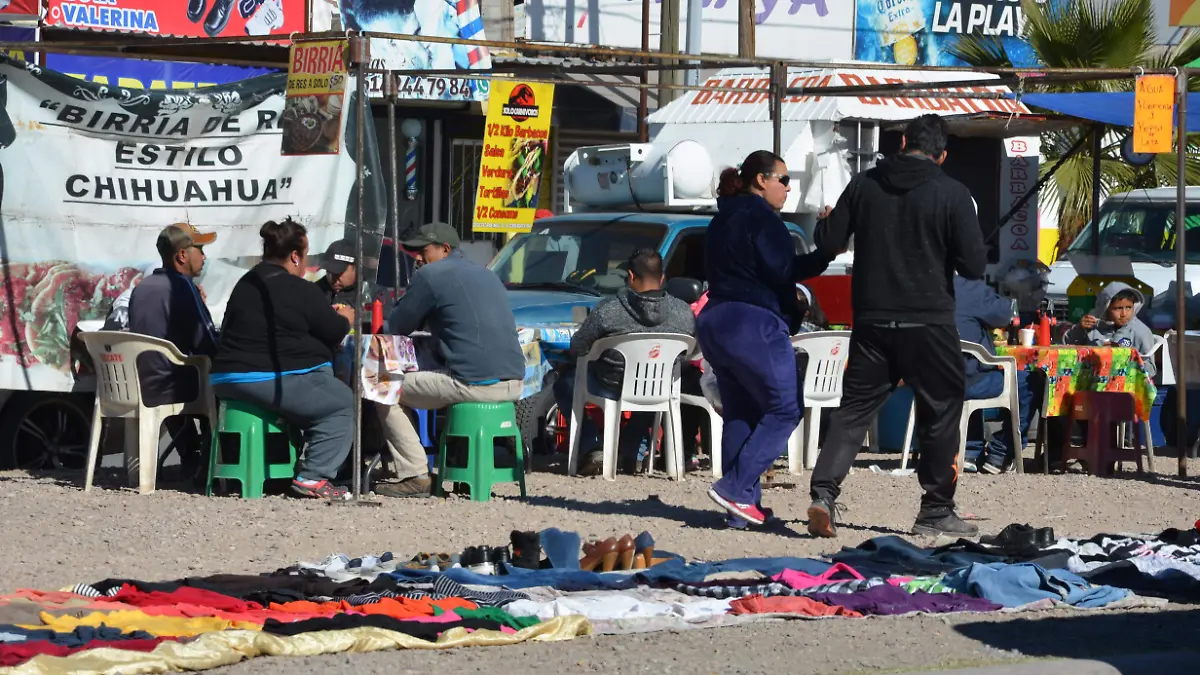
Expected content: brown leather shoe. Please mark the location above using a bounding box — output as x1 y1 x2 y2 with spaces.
375 475 432 499
579 538 618 571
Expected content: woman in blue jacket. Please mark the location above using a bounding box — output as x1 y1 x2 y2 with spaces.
699 150 831 527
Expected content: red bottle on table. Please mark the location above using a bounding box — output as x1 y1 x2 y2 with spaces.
370 300 384 334
1037 312 1052 346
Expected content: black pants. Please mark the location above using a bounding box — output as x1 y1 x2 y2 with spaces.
810 322 965 519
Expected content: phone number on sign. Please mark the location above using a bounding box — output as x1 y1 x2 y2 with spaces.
366 75 488 101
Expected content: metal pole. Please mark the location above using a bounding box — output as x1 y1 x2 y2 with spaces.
638 0 650 142
770 62 783 156
1177 67 1189 478
1091 124 1103 257
737 0 754 57
659 0 680 106
385 73 401 299
685 0 702 87
351 35 369 502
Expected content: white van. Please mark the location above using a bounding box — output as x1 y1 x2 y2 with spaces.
1046 186 1200 319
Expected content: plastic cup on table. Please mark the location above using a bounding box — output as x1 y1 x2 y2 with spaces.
1019 328 1035 347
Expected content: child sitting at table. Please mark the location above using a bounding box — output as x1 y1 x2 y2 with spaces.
1064 282 1157 378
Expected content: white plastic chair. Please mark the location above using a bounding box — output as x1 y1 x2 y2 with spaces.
787 331 852 474
900 342 1024 474
80 331 216 494
1147 333 1168 386
680 390 722 477
568 333 695 481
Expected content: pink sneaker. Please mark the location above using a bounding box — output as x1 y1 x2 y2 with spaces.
707 487 767 526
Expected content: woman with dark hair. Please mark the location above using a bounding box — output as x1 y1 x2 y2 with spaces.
211 218 358 499
699 150 831 527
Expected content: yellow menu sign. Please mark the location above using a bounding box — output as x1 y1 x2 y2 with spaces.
282 40 349 156
473 81 556 233
1133 74 1176 154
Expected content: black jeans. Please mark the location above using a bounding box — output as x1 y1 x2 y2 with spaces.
810 322 965 519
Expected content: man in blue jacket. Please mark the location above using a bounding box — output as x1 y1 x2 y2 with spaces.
954 275 1040 473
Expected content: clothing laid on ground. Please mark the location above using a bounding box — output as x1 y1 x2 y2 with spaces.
808 584 1003 615
569 287 696 391
810 153 987 521
0 624 158 646
33 611 261 637
728 594 863 617
830 536 1006 578
943 562 1129 608
0 637 173 667
261 613 507 640
1063 281 1157 378
128 268 220 407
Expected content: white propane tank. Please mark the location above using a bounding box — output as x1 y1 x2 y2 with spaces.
564 140 715 209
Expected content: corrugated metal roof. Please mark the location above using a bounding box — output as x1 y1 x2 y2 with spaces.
649 66 1034 125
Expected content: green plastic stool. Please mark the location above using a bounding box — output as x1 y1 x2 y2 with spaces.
435 402 526 502
207 400 299 499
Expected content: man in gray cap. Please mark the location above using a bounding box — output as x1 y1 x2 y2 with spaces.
374 222 525 498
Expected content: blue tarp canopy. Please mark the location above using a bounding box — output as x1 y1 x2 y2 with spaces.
1020 92 1200 131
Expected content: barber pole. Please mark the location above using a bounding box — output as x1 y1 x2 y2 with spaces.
405 138 417 200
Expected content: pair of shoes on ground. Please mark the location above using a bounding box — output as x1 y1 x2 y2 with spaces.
402 552 460 571
805 498 980 539
461 546 510 575
579 532 661 572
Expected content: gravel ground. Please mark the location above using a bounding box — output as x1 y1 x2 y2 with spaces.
3 451 1200 674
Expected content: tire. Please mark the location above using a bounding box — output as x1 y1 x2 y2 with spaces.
0 392 95 471
516 371 560 467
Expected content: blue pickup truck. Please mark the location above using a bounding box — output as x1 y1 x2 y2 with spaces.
488 210 812 454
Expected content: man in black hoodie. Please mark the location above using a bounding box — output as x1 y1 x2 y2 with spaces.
807 114 988 538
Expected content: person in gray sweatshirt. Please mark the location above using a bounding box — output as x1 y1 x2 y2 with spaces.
1064 281 1157 378
554 249 696 476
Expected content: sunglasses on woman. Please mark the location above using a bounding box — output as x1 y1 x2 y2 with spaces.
763 172 790 187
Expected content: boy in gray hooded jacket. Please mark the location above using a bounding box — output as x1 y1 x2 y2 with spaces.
1064 281 1157 378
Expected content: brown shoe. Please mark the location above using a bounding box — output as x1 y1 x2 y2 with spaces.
375 475 432 499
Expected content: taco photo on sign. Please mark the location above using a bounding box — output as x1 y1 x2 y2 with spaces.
505 138 545 209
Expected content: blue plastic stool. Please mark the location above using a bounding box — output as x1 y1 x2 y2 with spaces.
417 408 437 470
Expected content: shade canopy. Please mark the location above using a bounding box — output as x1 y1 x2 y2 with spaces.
1020 92 1200 132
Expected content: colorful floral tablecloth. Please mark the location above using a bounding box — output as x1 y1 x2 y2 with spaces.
995 345 1157 419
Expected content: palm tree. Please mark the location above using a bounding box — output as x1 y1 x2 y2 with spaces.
949 0 1200 248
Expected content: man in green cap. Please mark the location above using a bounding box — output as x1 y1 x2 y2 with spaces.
374 222 525 498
